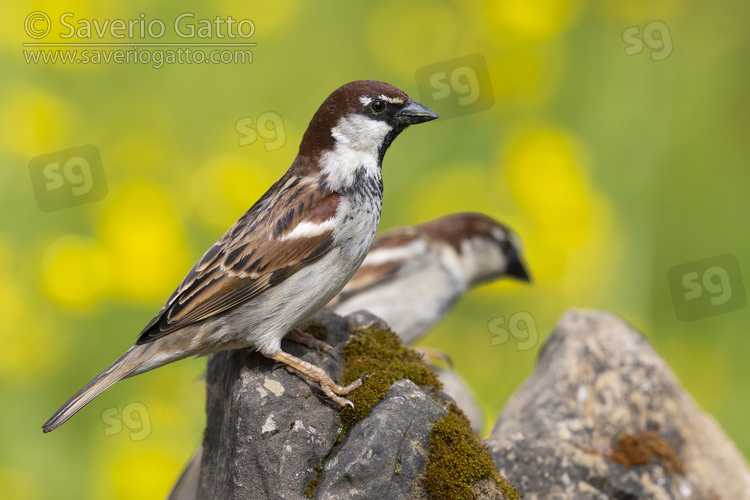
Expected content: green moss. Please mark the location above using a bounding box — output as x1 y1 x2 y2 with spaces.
336 327 520 499
304 464 322 498
339 327 442 430
425 405 521 500
497 475 522 500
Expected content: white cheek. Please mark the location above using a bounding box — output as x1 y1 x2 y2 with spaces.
330 114 392 155
321 114 390 190
458 239 507 283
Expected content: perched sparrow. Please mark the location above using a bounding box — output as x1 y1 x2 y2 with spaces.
43 80 438 433
327 213 530 344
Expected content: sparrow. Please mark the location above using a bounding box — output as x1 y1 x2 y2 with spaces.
327 213 530 345
43 80 438 433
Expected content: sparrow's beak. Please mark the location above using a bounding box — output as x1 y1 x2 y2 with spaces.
506 254 531 283
396 98 439 125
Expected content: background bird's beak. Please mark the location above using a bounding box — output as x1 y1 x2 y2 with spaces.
506 255 532 283
396 98 439 125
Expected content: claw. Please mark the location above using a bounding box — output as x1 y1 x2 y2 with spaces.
271 349 364 408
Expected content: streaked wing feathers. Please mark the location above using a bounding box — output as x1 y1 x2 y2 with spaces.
137 176 339 344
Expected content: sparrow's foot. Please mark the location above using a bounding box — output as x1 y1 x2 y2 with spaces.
284 328 334 353
271 350 363 407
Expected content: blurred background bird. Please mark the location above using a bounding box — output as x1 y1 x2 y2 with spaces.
328 212 530 432
328 212 530 344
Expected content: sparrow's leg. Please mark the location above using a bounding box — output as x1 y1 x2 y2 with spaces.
271 350 363 407
284 328 334 353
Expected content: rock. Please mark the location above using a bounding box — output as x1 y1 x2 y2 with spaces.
411 345 485 434
314 379 447 499
487 310 750 500
196 310 348 500
173 309 517 500
434 366 485 434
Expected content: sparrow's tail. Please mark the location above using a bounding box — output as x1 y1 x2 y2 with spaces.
42 342 172 433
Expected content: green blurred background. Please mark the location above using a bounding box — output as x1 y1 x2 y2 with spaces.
2 0 749 498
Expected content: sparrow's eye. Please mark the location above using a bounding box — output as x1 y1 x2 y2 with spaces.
500 239 513 253
370 99 386 114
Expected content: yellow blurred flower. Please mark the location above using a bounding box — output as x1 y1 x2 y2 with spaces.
484 0 585 42
499 126 622 294
561 192 622 303
41 234 110 308
0 303 65 383
0 466 40 500
98 181 189 302
0 3 28 50
216 0 300 36
0 236 66 382
479 0 581 108
191 153 279 231
0 87 78 158
504 127 591 240
94 444 181 500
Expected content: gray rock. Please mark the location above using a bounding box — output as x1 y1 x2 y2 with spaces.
434 366 485 434
487 310 750 500
196 310 348 500
175 309 513 500
314 379 447 499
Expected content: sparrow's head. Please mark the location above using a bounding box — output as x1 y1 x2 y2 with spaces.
300 80 438 168
421 213 531 287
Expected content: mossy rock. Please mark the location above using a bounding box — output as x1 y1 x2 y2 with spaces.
425 405 521 500
335 324 520 499
339 326 442 430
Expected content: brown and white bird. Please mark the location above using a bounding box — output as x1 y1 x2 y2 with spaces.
43 80 438 433
327 213 530 345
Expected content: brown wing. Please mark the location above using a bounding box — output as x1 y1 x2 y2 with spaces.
328 228 421 306
137 175 339 344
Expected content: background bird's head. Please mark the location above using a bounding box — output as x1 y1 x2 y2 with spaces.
421 213 531 287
